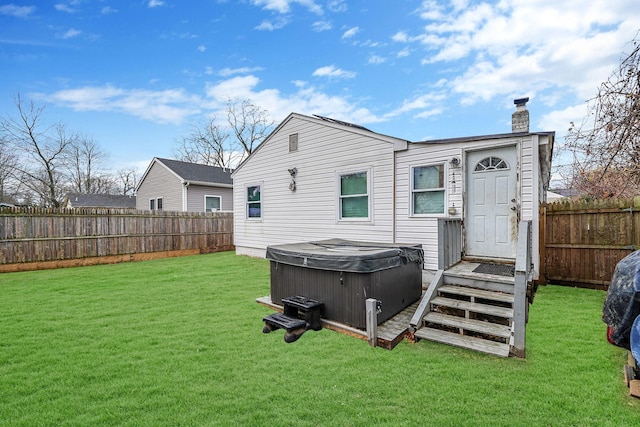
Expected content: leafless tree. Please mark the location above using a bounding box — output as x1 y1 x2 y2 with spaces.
63 136 116 194
116 167 139 196
0 136 18 202
174 117 233 168
226 98 273 158
0 94 75 207
174 99 274 168
564 30 640 198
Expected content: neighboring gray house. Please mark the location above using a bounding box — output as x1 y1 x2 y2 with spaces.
136 158 233 212
64 193 136 209
232 100 554 279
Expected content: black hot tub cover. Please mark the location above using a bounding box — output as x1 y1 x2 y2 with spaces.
265 239 424 273
603 250 640 351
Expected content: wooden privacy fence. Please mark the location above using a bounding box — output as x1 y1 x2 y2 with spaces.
0 207 234 272
541 197 640 289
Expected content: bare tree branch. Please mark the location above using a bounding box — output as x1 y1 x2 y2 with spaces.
565 30 640 198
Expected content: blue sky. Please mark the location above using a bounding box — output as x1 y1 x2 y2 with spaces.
1 0 639 181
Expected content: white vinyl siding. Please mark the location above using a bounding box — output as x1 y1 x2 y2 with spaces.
232 114 398 255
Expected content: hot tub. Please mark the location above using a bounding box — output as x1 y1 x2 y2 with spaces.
265 239 424 329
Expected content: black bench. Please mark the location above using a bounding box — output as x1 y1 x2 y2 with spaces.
263 296 324 343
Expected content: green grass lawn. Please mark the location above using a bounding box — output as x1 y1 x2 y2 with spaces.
1 252 639 426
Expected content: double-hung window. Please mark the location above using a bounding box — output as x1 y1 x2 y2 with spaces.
339 170 370 220
246 185 261 219
149 197 163 211
205 195 221 212
411 164 445 215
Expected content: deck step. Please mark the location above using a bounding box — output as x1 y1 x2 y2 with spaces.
431 296 513 318
423 312 512 339
415 327 510 357
438 285 514 304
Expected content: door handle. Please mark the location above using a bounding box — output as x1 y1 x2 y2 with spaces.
511 206 517 211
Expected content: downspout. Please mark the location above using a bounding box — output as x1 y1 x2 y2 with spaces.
392 149 397 243
183 181 189 211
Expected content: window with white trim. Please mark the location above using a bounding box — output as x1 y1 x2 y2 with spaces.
338 170 370 220
246 185 261 219
156 197 163 211
411 164 445 215
149 197 163 211
205 195 221 212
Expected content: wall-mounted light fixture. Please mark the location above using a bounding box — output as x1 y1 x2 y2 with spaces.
449 157 460 167
288 167 297 191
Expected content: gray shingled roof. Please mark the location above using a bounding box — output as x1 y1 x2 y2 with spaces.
157 158 233 185
65 193 137 208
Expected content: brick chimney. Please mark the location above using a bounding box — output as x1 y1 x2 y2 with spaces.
512 97 529 133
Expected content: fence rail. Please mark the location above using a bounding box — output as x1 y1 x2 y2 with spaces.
541 196 640 289
0 207 234 272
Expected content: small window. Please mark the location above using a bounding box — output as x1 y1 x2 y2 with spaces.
339 171 369 220
474 156 509 172
149 199 155 210
246 185 261 219
205 195 221 212
412 164 445 215
156 197 163 211
289 133 298 152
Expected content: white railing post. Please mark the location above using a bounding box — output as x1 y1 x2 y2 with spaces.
513 220 532 358
366 298 378 347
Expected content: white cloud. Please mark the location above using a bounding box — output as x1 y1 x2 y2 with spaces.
148 0 165 8
218 66 265 77
197 45 206 52
255 17 289 31
386 92 447 118
312 65 356 79
60 28 82 39
251 0 323 15
327 0 347 13
101 6 117 14
401 0 640 107
341 26 359 39
312 20 332 32
204 75 383 125
0 4 35 17
368 55 386 64
38 85 201 124
55 3 77 13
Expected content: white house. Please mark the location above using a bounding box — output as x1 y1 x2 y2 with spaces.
231 99 553 279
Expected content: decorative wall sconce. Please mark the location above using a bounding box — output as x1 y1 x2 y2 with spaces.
288 167 297 191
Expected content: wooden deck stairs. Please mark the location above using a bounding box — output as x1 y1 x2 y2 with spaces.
411 262 518 357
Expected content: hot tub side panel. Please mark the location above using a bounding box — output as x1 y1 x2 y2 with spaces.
270 261 421 329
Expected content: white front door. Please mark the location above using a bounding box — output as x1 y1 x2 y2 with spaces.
466 146 518 259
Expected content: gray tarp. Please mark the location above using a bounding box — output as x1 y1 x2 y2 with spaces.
265 238 424 273
603 250 640 351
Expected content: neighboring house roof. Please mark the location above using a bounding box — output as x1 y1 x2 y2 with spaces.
64 193 136 209
549 188 583 198
137 157 233 192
